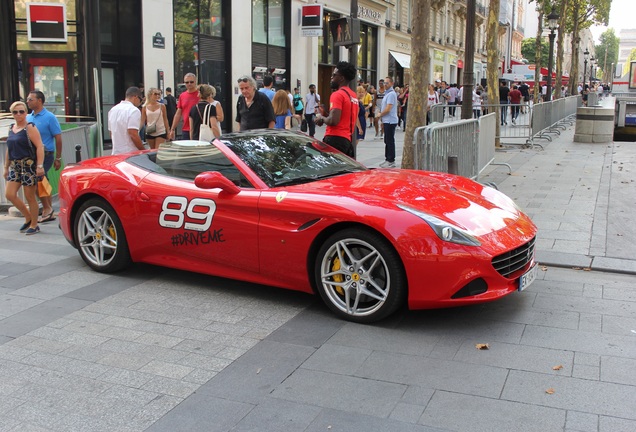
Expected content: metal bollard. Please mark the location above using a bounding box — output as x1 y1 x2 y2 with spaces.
448 155 459 175
75 144 82 163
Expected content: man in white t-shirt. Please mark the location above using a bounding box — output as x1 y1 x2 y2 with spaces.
108 87 144 155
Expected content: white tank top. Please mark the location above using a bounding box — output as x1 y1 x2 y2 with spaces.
146 106 166 135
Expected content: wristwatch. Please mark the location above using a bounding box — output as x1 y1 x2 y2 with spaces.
55 157 62 161
37 165 44 169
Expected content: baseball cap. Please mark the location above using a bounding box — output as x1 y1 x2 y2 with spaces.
435 79 441 83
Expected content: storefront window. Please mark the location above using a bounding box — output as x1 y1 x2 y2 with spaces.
253 0 286 47
175 0 224 39
319 12 339 65
357 23 377 84
201 1 223 37
253 0 267 43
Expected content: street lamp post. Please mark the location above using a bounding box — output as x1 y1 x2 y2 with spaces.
546 7 559 101
583 49 589 89
590 57 595 85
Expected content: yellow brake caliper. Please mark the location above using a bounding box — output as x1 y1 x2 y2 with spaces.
332 257 345 295
107 224 117 246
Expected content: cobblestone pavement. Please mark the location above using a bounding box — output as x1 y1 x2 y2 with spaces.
1 114 635 431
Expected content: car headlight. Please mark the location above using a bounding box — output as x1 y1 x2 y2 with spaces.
397 204 481 246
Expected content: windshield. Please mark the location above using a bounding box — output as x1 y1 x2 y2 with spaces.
220 130 367 188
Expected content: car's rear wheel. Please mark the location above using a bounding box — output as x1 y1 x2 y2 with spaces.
315 228 406 323
74 198 131 273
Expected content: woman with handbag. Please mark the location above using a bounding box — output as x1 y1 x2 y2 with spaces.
189 84 221 141
140 88 169 149
3 101 46 235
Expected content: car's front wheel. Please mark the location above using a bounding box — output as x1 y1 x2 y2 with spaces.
315 228 406 323
74 198 131 273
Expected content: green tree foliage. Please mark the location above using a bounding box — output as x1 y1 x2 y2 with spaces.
560 0 611 33
627 48 636 63
521 37 549 66
595 28 619 81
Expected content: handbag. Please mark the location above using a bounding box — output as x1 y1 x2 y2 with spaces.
24 122 37 160
38 176 52 197
198 103 214 142
146 122 157 134
300 118 308 132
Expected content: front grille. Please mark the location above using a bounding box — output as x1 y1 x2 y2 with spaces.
491 236 536 278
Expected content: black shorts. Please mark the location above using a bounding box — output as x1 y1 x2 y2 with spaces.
323 135 354 158
147 133 167 139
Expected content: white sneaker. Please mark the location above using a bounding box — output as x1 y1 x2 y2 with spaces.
379 161 396 168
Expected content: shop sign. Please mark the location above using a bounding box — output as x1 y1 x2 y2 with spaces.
358 5 382 24
153 33 165 49
27 3 67 43
301 4 324 37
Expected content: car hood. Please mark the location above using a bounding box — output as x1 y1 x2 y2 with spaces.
293 169 532 237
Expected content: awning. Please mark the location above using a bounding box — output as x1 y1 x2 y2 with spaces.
389 51 411 69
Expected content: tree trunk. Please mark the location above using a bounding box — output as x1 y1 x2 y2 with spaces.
555 0 568 99
487 0 501 146
534 10 543 104
401 0 430 169
568 1 581 97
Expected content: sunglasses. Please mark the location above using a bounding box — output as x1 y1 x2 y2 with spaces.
185 81 195 84
237 77 250 83
12 110 26 114
153 92 161 96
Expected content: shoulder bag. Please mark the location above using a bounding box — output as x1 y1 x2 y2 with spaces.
198 103 214 142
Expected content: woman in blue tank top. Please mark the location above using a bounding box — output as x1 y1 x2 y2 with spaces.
3 101 46 235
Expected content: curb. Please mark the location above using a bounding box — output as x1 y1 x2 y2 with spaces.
537 250 636 276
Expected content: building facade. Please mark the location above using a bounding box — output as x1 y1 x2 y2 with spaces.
618 29 636 74
1 0 532 137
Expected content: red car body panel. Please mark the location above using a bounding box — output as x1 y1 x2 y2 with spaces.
58 145 537 311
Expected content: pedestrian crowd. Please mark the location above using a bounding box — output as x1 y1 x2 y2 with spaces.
8 68 564 236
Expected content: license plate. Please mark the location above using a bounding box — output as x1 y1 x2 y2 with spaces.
518 264 537 292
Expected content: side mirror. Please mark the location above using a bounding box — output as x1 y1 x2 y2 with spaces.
194 171 240 194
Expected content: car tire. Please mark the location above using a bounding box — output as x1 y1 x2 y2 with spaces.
315 228 406 323
74 198 131 273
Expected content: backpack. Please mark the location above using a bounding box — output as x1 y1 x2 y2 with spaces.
293 94 304 112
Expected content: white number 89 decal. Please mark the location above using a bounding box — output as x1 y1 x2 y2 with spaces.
159 196 217 232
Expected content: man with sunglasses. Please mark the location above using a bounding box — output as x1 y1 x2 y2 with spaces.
26 90 62 223
108 86 144 155
169 73 200 140
235 75 275 131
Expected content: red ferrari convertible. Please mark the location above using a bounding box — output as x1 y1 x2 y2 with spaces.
58 130 537 322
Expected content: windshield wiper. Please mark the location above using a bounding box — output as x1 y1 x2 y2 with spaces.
274 176 318 187
273 169 359 187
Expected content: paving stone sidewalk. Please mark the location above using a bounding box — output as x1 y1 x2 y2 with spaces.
0 115 635 431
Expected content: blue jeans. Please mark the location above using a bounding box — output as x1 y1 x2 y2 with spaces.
500 101 509 124
383 123 397 162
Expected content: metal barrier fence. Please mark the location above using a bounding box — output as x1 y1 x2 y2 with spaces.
413 112 509 181
414 119 479 178
429 96 581 147
0 122 96 205
477 113 497 178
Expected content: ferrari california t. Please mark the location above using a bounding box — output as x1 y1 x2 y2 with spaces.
58 130 537 323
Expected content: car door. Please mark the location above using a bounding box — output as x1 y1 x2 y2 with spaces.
134 170 260 276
